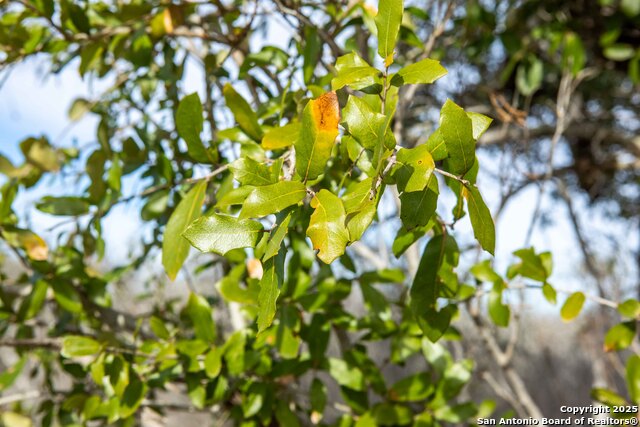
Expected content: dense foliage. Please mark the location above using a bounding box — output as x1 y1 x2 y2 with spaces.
0 0 638 426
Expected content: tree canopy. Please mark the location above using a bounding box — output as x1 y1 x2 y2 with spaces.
0 0 638 426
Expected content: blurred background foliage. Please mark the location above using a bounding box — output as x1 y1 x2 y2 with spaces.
0 0 639 426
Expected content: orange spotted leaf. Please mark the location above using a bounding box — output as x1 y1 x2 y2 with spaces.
295 92 340 182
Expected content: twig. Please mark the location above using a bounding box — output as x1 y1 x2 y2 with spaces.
0 390 43 406
434 167 471 187
556 180 606 297
272 0 344 59
466 302 545 421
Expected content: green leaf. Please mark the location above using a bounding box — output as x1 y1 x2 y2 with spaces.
79 43 103 77
391 58 447 86
563 32 586 76
176 93 211 163
61 336 101 358
425 129 448 161
516 57 543 96
307 189 350 264
626 355 640 404
467 112 493 140
263 211 292 261
68 98 91 121
229 157 276 186
489 282 510 327
375 0 404 63
295 92 340 181
222 331 246 375
393 145 435 193
328 358 365 391
204 347 223 378
560 292 585 321
618 299 640 319
332 53 381 91
21 137 60 171
276 306 301 358
262 123 300 150
440 99 475 175
542 282 557 305
310 378 328 414
400 174 438 230
0 358 26 392
392 222 432 257
465 186 495 255
141 190 169 221
591 388 629 407
223 83 263 141
37 196 90 216
162 181 207 281
342 95 387 150
373 403 413 426
470 260 500 282
342 178 380 242
510 248 550 281
604 321 636 352
434 402 477 423
215 185 254 210
346 199 377 242
275 400 301 427
149 316 170 340
303 26 321 84
257 251 285 332
622 0 640 16
242 382 266 418
183 213 263 255
417 306 455 343
51 279 83 313
240 181 306 219
342 178 373 214
184 292 216 343
217 264 255 303
389 373 432 402
411 235 458 311
342 179 378 242
120 375 147 419
18 280 48 320
604 44 635 61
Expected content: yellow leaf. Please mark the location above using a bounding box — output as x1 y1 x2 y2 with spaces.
247 258 263 279
295 92 341 182
307 190 349 264
20 232 48 261
1 412 33 427
311 91 340 133
384 52 395 68
163 8 174 34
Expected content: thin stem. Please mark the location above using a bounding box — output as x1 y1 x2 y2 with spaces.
434 167 471 187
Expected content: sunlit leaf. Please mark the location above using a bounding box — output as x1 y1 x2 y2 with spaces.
176 92 212 163
440 99 475 175
375 0 404 63
162 181 207 280
183 213 263 255
560 292 585 322
240 181 306 219
307 189 349 264
223 83 264 141
262 122 300 150
61 336 102 358
391 58 447 86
